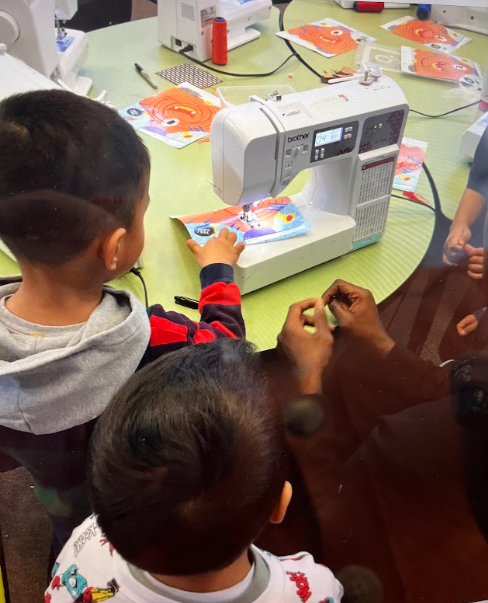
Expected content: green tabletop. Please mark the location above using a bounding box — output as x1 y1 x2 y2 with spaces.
2 1 486 350
283 0 488 220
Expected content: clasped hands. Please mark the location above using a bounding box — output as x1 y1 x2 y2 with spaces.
277 280 394 396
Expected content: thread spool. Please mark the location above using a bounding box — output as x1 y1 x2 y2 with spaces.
354 2 384 12
212 17 228 66
416 4 431 20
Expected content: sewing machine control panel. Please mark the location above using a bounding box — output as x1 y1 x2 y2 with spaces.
282 140 311 186
359 110 405 153
310 121 359 164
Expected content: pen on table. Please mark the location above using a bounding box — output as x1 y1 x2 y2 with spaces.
135 63 157 89
175 296 199 310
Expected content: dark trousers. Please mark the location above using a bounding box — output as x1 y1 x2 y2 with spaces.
0 420 97 556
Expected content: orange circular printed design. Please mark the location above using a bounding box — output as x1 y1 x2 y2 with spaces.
289 24 358 54
141 88 220 133
414 50 476 80
394 20 455 45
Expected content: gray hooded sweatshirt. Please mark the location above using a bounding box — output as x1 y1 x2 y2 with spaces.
0 280 150 435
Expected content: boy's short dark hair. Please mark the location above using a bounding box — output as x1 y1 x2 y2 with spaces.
90 340 286 576
0 90 150 265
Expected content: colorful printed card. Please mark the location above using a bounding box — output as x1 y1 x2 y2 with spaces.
277 18 375 58
381 16 470 54
401 47 482 87
176 198 310 246
393 137 428 193
119 83 220 149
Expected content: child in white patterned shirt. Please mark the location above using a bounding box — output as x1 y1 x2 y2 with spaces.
45 340 343 603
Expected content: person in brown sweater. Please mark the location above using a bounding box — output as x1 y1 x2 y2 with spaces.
263 280 488 603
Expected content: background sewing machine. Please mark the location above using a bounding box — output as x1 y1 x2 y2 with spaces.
431 4 488 36
158 0 272 62
0 0 91 94
0 46 61 261
461 59 488 158
211 73 408 293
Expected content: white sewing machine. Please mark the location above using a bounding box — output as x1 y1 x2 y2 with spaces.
461 59 488 158
211 73 408 293
0 45 61 261
431 5 488 36
0 0 91 95
158 0 272 62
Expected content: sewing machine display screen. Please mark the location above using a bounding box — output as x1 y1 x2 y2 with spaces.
315 128 343 147
310 121 358 164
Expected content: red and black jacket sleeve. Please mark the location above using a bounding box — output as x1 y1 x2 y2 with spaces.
139 264 245 366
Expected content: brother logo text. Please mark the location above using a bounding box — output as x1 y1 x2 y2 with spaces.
287 133 309 143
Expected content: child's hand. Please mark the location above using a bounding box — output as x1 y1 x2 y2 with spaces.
457 314 479 337
187 228 245 268
465 244 484 280
443 225 471 265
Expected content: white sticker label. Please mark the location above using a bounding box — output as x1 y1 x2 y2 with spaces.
201 6 217 28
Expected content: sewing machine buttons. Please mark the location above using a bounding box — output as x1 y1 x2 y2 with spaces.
285 149 292 157
345 127 353 133
360 110 405 151
320 148 325 159
314 150 319 160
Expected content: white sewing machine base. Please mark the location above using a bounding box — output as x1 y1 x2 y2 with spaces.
234 206 357 294
227 27 260 51
63 73 92 95
57 27 92 94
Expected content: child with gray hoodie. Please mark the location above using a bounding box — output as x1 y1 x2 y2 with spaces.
0 90 245 553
